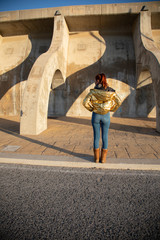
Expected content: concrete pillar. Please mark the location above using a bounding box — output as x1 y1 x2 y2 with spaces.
133 10 160 132
20 14 69 135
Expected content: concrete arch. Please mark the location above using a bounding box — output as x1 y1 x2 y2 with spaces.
20 15 69 135
133 10 160 132
48 69 64 117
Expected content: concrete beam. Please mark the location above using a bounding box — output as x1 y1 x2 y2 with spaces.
0 2 159 22
0 2 159 36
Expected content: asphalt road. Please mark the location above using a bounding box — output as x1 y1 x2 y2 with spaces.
0 164 160 240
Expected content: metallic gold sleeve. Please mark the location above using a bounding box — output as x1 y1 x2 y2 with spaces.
83 92 93 112
110 93 122 112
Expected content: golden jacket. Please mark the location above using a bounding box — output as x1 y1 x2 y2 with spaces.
83 89 121 115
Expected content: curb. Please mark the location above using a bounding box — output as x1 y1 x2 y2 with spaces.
0 157 160 171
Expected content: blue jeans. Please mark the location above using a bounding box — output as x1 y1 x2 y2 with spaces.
91 112 110 149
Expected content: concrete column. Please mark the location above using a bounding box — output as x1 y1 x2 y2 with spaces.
133 10 160 132
20 14 69 135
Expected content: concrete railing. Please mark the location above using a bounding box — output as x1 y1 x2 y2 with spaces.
0 2 159 23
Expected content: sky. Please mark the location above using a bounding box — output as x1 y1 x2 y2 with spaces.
0 0 158 12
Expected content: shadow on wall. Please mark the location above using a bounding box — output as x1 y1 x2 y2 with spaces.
48 61 99 117
113 82 155 118
0 29 156 120
48 31 155 119
0 33 52 115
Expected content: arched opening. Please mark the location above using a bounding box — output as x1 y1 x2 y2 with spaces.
48 69 65 117
136 69 156 118
51 69 64 89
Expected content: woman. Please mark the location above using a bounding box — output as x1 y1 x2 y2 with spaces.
83 73 121 163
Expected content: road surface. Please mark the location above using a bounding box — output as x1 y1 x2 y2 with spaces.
0 164 160 239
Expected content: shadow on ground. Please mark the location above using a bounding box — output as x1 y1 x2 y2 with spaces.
0 116 159 161
51 116 159 136
0 117 93 161
0 116 159 136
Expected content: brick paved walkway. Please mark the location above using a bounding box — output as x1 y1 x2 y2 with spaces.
0 116 159 160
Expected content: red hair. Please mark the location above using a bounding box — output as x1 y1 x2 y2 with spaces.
95 73 108 89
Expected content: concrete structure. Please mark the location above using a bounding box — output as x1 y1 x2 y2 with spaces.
0 1 160 135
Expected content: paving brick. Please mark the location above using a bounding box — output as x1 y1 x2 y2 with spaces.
107 151 116 158
150 143 160 154
129 153 157 159
111 145 129 158
42 148 60 155
17 142 42 153
140 144 157 154
126 145 144 154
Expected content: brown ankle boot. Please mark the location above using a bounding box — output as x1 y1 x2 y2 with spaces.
101 149 108 163
94 148 99 163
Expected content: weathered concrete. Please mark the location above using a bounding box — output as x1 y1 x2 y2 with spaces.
0 2 159 24
0 2 160 134
133 10 160 132
20 15 69 135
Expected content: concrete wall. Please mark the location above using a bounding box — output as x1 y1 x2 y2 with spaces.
0 2 160 134
48 31 136 118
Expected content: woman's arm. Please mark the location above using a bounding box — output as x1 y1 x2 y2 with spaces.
110 93 122 112
83 92 94 112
